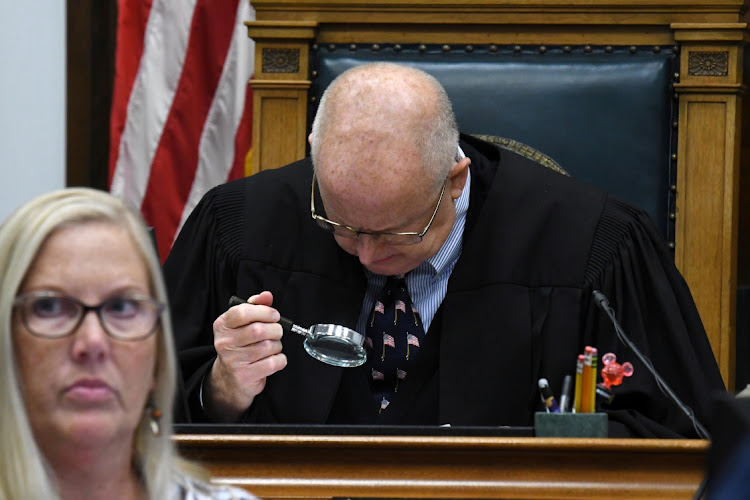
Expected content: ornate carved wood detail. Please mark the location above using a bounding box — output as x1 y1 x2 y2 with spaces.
262 47 300 73
688 51 729 77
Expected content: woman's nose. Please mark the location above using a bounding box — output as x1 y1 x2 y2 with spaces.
70 311 110 362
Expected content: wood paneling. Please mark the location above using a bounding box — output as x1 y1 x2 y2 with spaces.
66 0 116 190
176 433 708 499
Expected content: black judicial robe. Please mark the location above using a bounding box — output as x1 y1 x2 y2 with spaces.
164 134 725 438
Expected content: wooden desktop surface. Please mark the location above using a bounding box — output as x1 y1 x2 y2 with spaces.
175 433 708 499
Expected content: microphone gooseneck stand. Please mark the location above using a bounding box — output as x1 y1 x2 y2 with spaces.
591 290 709 439
591 290 711 500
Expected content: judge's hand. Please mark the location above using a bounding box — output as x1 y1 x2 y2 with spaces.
205 291 288 422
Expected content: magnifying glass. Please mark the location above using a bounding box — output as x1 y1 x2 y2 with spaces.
228 296 367 368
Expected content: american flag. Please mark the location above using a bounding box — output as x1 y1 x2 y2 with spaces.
374 301 385 314
383 333 395 348
411 304 420 325
407 333 420 347
109 0 255 261
395 299 407 313
371 369 384 381
397 369 407 380
380 397 390 411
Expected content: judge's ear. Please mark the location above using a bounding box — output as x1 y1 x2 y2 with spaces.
308 133 313 147
448 157 470 200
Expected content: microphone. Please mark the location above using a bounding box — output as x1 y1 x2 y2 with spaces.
592 290 610 310
591 289 710 440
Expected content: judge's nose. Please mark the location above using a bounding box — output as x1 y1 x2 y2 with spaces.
354 234 386 267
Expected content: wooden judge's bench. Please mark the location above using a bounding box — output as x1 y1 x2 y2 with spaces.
175 428 708 499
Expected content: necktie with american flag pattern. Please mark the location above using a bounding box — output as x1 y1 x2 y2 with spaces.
364 275 425 413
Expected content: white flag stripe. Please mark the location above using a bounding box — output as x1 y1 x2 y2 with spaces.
176 0 255 241
110 0 197 206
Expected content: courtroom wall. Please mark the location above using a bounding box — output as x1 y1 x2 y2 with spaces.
0 2 66 223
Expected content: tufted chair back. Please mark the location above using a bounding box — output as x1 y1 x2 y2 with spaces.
309 44 679 242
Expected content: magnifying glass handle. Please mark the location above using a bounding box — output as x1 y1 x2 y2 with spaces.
228 296 310 338
228 295 245 307
279 317 312 338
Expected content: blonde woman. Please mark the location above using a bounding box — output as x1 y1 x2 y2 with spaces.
0 188 256 500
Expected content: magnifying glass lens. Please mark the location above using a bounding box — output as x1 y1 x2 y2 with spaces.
304 337 366 367
304 324 367 367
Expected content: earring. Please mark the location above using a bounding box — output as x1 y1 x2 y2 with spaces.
146 397 162 436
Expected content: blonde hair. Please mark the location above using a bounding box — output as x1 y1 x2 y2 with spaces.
0 188 180 499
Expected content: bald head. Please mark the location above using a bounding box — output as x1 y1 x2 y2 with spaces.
310 63 458 192
308 64 466 276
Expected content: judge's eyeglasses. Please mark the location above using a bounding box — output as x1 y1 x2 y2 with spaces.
310 173 446 245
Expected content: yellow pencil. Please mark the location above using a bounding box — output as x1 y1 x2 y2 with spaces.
581 346 597 413
587 347 598 412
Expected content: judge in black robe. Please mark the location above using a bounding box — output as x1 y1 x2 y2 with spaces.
164 133 724 438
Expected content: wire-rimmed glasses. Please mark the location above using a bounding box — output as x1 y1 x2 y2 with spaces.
310 173 446 245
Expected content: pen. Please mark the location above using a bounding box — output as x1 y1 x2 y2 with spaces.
538 378 561 413
559 374 572 413
573 354 584 413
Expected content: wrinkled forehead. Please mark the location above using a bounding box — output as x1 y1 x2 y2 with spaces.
315 139 434 228
316 133 427 195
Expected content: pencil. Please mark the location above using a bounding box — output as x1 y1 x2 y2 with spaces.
581 346 598 413
573 353 584 413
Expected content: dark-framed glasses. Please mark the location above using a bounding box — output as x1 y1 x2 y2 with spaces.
13 291 165 341
310 173 446 246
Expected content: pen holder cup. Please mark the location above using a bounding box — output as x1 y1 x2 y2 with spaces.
534 412 608 438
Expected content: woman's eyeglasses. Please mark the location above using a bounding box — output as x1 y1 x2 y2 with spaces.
13 291 164 341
